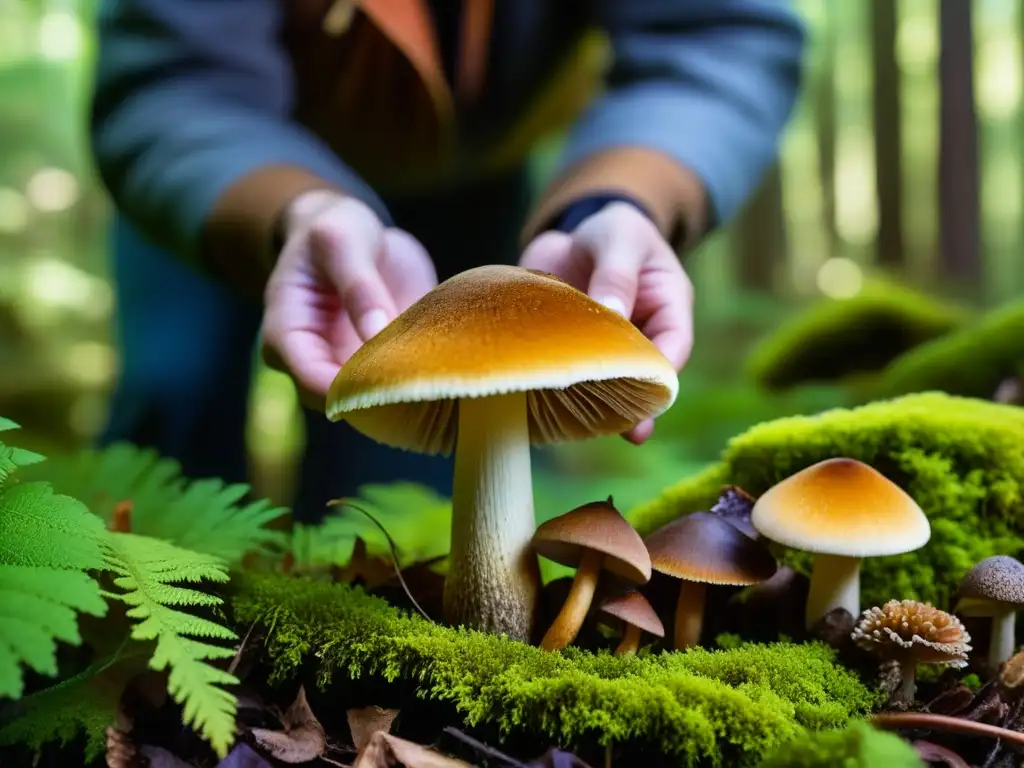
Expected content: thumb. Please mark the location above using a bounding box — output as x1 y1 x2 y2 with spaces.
309 199 396 341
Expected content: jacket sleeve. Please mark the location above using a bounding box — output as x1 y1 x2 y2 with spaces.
90 0 390 282
522 0 806 249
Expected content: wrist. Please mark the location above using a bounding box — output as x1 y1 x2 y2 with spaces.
545 193 656 235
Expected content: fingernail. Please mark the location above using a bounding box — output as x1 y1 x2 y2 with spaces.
359 309 389 339
596 295 628 318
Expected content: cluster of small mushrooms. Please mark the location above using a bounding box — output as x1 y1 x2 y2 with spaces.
323 264 1024 688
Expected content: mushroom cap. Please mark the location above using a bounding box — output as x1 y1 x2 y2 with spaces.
643 511 778 586
955 555 1024 616
598 590 665 638
852 599 971 666
532 498 652 584
750 458 930 557
326 265 678 455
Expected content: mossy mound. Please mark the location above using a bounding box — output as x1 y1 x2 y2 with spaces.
872 298 1024 400
232 573 878 767
756 722 923 767
629 393 1024 609
745 282 969 390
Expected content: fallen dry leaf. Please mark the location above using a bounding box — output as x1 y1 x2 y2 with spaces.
249 686 326 764
347 706 400 752
353 732 473 768
331 538 397 588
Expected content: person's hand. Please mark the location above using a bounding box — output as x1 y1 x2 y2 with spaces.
261 192 437 409
519 201 694 445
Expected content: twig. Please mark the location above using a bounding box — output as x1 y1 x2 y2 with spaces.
327 498 434 622
872 711 1024 747
441 727 522 766
227 620 258 676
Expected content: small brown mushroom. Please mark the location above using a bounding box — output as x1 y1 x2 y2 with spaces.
954 555 1024 670
644 512 777 649
598 591 665 655
532 497 651 651
852 599 971 706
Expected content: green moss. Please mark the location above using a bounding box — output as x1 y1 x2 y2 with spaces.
629 393 1024 609
232 573 877 767
873 298 1024 400
745 281 969 390
756 722 923 767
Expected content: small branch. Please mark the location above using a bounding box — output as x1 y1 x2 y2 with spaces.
327 498 434 622
872 711 1024 747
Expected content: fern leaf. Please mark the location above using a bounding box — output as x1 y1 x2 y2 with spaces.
104 533 239 757
0 644 149 761
0 419 46 485
0 475 109 699
33 443 287 565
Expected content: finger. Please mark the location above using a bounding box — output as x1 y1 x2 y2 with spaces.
379 229 438 312
574 219 645 319
308 203 396 341
622 418 655 445
635 265 695 371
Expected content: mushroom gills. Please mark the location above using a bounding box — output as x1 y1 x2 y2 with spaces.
444 391 541 640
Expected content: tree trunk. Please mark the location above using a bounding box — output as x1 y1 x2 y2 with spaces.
732 165 787 292
871 0 904 269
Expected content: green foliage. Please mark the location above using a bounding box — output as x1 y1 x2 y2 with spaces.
744 281 969 390
104 533 239 756
233 573 878 767
629 393 1024 610
26 442 288 565
0 422 283 760
295 483 452 570
0 420 109 698
873 298 1024 400
756 722 923 767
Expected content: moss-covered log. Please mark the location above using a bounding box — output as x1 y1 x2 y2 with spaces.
231 573 878 767
872 299 1024 399
745 282 969 390
629 393 1024 610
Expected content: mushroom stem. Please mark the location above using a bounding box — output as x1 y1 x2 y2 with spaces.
615 624 642 655
674 581 708 649
539 548 603 651
989 607 1018 668
444 391 541 641
890 662 917 706
806 554 861 628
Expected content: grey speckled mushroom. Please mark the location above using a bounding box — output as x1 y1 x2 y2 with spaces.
955 555 1024 669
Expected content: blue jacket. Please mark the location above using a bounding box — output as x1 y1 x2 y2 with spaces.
91 0 805 270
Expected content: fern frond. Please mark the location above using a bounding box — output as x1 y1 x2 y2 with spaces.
34 443 288 565
104 533 239 757
0 419 46 485
0 643 149 761
0 474 109 699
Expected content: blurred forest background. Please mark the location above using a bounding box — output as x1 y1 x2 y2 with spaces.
0 0 1019 515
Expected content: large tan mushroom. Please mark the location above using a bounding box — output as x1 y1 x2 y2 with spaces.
751 458 931 629
532 497 652 650
644 511 777 649
327 266 677 641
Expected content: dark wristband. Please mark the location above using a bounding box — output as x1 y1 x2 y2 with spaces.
547 192 655 234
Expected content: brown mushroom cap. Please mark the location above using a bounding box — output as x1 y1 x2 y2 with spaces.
852 599 971 666
643 511 777 586
598 591 665 638
955 555 1024 616
750 457 930 557
532 498 652 584
326 265 678 454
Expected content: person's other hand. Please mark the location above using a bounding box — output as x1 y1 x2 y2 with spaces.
261 192 437 409
519 202 694 445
